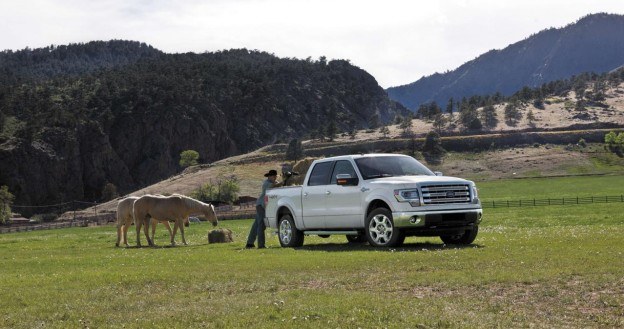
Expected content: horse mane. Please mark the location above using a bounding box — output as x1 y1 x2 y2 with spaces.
177 194 209 212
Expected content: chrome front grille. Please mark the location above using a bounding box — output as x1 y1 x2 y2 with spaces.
421 184 471 205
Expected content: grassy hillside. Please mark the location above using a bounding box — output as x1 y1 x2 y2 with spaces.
1 176 623 328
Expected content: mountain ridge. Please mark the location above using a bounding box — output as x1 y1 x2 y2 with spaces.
0 42 406 209
387 13 624 110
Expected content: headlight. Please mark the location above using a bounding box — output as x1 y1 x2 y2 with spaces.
472 184 479 203
394 189 421 206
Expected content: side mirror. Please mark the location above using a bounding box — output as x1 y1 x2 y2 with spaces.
336 174 359 186
434 171 443 176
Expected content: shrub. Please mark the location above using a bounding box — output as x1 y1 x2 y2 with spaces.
31 213 57 223
179 150 200 168
578 138 587 148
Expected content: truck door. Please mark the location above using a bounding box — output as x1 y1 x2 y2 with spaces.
325 160 363 228
301 161 333 229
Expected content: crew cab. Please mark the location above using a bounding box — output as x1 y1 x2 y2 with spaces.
264 154 482 248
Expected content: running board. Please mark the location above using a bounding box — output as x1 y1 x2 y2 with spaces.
304 230 359 236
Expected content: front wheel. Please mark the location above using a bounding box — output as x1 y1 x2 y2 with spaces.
440 226 479 245
365 208 404 247
278 214 304 248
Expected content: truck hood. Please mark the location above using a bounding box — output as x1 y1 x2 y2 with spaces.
367 175 474 187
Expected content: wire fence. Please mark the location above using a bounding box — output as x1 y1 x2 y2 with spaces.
0 213 115 234
2 195 624 234
481 195 624 208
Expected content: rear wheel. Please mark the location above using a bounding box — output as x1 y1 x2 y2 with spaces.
365 208 404 247
440 226 479 245
278 214 304 248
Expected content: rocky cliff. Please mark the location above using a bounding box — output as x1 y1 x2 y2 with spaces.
0 44 406 210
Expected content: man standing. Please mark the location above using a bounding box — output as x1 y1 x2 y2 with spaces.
246 169 279 249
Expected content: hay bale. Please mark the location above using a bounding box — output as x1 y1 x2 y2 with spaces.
208 228 233 243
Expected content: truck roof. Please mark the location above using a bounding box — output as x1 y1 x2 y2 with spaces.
314 153 407 162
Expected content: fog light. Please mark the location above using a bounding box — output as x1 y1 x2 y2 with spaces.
477 213 482 223
409 201 421 207
409 216 421 224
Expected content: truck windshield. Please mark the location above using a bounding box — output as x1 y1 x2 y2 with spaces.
355 156 434 179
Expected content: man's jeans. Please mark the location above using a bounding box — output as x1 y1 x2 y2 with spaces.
246 205 266 247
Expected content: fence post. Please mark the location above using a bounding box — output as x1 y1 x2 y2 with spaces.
73 201 76 223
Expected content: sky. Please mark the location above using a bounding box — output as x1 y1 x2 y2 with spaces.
1 0 623 88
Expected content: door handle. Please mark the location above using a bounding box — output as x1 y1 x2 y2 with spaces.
303 192 309 197
361 187 370 192
325 191 331 195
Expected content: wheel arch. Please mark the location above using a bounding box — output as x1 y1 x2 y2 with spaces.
366 199 391 217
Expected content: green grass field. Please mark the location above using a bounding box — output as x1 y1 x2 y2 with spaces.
1 176 623 328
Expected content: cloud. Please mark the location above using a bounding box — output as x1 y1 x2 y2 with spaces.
1 0 623 87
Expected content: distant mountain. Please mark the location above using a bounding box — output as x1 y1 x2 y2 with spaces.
0 42 406 209
387 13 624 110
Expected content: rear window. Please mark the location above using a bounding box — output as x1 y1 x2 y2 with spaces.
307 162 333 186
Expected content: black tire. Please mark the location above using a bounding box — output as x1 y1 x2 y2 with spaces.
440 225 479 245
278 214 304 248
364 208 404 247
346 233 367 244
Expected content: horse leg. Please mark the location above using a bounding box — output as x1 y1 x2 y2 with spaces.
150 219 157 246
135 219 143 247
172 221 179 246
144 219 153 246
122 225 130 247
179 219 187 246
162 221 174 246
116 223 122 247
123 217 132 247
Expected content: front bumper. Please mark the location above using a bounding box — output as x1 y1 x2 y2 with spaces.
393 208 482 230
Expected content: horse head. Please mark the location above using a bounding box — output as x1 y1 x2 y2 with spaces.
204 203 218 227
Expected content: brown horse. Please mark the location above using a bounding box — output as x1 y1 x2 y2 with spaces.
115 196 190 247
133 194 218 247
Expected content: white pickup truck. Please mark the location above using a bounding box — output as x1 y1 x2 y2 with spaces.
264 154 483 248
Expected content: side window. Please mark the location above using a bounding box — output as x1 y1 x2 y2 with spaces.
330 160 357 184
307 162 334 186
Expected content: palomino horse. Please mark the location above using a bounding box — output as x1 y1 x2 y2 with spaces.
115 196 190 247
133 194 218 247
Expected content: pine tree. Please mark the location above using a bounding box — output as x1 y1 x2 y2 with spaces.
432 113 447 134
504 102 522 126
481 104 498 129
379 125 390 138
327 120 337 142
0 185 14 224
446 97 454 116
286 138 304 161
526 109 536 126
368 113 380 129
460 107 482 131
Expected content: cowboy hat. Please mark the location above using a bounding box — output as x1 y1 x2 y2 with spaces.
264 169 278 177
